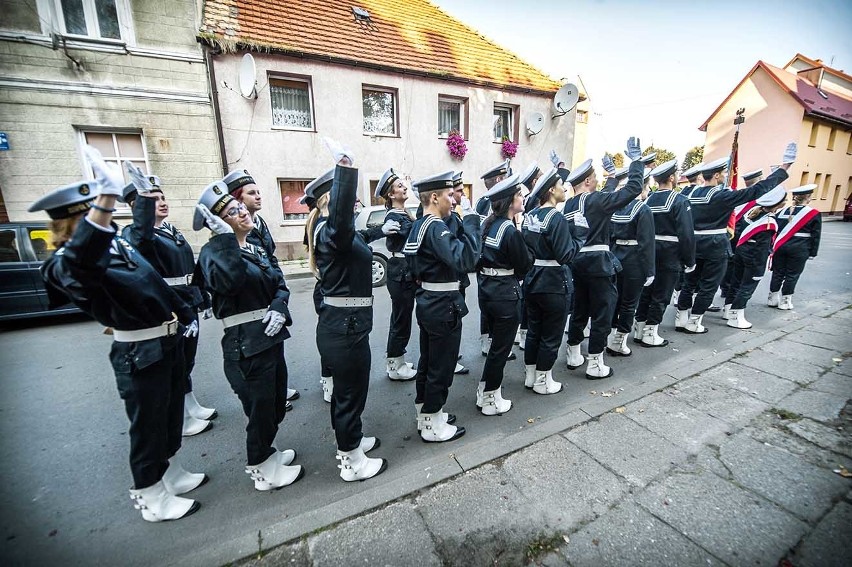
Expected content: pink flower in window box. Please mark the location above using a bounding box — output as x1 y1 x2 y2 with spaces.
501 136 518 160
446 130 467 161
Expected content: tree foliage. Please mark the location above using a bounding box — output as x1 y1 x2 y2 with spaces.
682 145 705 172
642 145 676 166
605 151 625 168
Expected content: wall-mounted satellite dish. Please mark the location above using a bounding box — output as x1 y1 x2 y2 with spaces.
526 111 545 135
238 53 257 99
552 83 579 118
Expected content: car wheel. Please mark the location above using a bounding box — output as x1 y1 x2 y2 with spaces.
372 255 388 287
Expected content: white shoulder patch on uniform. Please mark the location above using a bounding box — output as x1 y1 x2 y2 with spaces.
440 230 450 237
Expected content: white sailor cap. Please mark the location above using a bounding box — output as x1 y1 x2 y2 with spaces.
452 171 464 188
481 160 510 181
148 175 162 188
742 169 763 182
484 173 522 203
222 169 255 194
304 168 335 204
413 170 455 193
702 157 729 176
640 152 657 165
565 159 594 186
613 167 629 180
518 162 541 191
193 180 234 230
756 186 787 208
28 180 96 220
525 168 560 213
374 168 399 199
682 163 704 179
791 184 818 195
643 168 653 182
650 159 678 181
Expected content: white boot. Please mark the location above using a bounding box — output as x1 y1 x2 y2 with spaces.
475 381 485 409
129 480 199 522
185 392 216 421
360 436 379 453
386 356 417 381
640 324 668 347
245 451 304 491
518 329 527 350
320 375 333 403
722 304 732 320
182 406 212 437
480 334 492 356
481 387 512 415
674 309 690 332
419 410 465 442
162 457 208 495
606 330 631 356
415 403 455 429
767 291 781 307
585 352 613 380
684 314 707 334
286 388 300 401
566 344 584 369
778 295 794 310
524 364 536 389
533 370 562 395
336 447 387 482
632 320 645 344
726 309 753 329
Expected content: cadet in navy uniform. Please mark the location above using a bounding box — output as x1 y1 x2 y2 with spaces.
514 161 542 350
633 159 696 347
194 182 304 492
564 137 644 379
305 140 387 481
405 170 480 442
606 165 655 357
675 142 796 334
120 173 217 437
33 148 204 522
475 174 533 415
768 184 821 311
522 168 583 394
724 186 788 328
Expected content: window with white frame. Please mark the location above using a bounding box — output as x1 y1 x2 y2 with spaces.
438 96 467 138
51 0 132 42
362 86 398 136
270 77 314 130
493 103 516 142
80 130 149 214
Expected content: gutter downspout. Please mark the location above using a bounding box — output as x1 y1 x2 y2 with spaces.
204 45 228 176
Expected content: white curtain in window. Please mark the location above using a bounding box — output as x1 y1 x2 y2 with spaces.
438 100 460 135
271 83 312 128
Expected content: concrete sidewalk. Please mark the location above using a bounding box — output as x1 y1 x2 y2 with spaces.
236 305 852 567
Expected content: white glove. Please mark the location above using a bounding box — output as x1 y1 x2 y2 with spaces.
123 160 154 196
323 137 354 166
195 203 233 235
84 145 125 196
781 142 797 165
381 219 401 235
459 195 474 217
183 320 199 338
684 264 696 273
602 155 616 175
549 149 562 168
625 137 642 161
262 309 286 337
644 276 655 287
202 307 213 320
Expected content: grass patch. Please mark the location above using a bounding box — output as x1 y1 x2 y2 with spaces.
770 407 802 421
525 532 565 563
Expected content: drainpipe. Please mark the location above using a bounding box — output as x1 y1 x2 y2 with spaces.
204 45 228 176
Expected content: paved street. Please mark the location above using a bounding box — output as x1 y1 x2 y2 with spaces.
1 222 850 566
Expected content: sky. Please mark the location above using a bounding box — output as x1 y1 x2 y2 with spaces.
431 0 852 163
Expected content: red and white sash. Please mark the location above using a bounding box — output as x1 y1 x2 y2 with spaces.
773 206 819 252
734 200 757 222
736 213 778 248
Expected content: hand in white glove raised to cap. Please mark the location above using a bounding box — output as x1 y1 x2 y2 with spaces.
602 155 616 176
84 145 125 196
381 219 401 235
124 160 154 197
459 195 475 217
196 203 233 236
549 149 562 168
323 137 354 167
781 142 797 165
625 137 642 162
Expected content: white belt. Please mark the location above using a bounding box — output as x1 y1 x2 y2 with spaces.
420 281 460 292
614 239 638 246
480 267 515 277
580 244 610 253
793 233 811 238
163 274 193 286
221 307 268 329
533 259 560 267
655 235 678 242
323 296 373 308
113 316 178 343
695 228 728 235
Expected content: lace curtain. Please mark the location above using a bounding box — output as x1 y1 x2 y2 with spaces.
438 100 460 136
271 82 312 129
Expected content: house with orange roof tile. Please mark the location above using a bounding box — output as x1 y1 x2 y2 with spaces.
199 0 581 258
700 54 852 215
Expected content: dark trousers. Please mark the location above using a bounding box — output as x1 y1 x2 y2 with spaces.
612 263 645 333
480 299 519 390
112 335 185 489
416 318 462 413
636 270 679 325
224 345 288 465
519 294 528 332
677 257 728 316
317 329 371 451
725 256 764 309
770 248 809 295
525 293 569 371
183 314 199 393
568 273 617 355
719 257 736 301
313 282 333 377
386 278 415 358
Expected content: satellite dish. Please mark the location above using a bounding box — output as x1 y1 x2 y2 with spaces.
526 111 545 135
238 53 257 99
553 83 580 117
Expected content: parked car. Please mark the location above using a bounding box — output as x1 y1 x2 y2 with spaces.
354 204 419 287
0 221 82 321
844 194 852 221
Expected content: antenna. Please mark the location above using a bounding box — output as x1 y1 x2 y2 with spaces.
238 53 257 100
526 111 544 136
552 83 579 118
